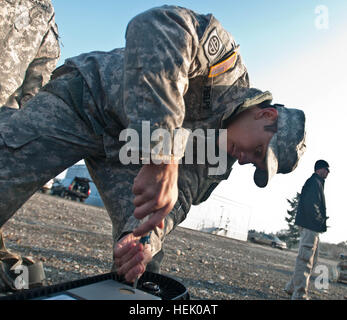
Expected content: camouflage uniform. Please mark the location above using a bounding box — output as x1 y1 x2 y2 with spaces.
0 6 270 271
0 0 60 109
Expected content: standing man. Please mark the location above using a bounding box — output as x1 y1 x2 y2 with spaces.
285 160 330 300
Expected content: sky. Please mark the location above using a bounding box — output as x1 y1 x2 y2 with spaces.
51 0 347 244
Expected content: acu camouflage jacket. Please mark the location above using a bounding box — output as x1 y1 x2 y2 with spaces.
65 4 256 204
64 6 272 254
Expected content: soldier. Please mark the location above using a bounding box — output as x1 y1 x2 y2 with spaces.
0 0 60 109
0 5 306 290
284 160 330 300
0 0 60 291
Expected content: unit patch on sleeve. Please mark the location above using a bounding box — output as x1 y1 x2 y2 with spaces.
203 28 225 64
208 52 238 78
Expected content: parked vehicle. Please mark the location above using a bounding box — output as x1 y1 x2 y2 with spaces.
248 230 287 250
60 164 104 207
39 179 54 194
51 176 91 202
337 253 347 284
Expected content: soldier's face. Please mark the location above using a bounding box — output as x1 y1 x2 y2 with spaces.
225 107 277 170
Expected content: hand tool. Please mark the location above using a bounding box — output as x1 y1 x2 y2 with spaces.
133 231 152 289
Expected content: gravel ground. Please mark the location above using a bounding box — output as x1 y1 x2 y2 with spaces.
2 193 346 300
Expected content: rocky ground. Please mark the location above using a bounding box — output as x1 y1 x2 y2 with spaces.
1 193 346 300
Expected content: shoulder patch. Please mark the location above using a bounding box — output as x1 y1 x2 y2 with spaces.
203 28 225 64
208 52 238 78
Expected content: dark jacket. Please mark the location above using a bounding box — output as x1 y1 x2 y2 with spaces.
295 173 327 232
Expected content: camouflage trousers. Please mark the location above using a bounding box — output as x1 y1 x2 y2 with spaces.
0 69 182 273
285 227 320 299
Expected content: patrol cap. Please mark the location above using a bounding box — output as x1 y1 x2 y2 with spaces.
253 102 306 188
222 87 306 188
314 159 330 172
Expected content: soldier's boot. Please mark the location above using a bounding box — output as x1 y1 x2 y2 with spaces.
0 229 19 263
0 230 46 294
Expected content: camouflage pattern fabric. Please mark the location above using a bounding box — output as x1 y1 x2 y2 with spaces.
0 6 255 259
0 0 60 109
0 70 187 259
85 156 188 260
62 5 251 212
254 104 306 188
65 5 249 161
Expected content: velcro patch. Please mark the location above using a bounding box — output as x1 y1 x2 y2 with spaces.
203 28 225 64
208 52 238 78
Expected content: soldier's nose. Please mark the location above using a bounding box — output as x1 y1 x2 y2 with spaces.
238 153 250 165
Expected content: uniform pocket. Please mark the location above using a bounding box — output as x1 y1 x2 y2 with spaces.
0 107 40 148
298 245 314 263
0 130 40 149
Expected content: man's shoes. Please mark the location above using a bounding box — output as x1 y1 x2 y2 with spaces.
1 231 46 294
283 284 311 300
283 287 293 296
283 282 293 296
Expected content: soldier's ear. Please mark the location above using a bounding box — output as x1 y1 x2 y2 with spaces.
254 107 278 121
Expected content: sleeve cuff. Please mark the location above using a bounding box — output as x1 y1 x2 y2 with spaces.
121 215 175 257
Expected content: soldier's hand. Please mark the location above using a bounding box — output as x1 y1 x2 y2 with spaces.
114 233 152 283
132 162 178 237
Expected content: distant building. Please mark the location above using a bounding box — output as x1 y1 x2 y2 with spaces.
59 164 251 241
